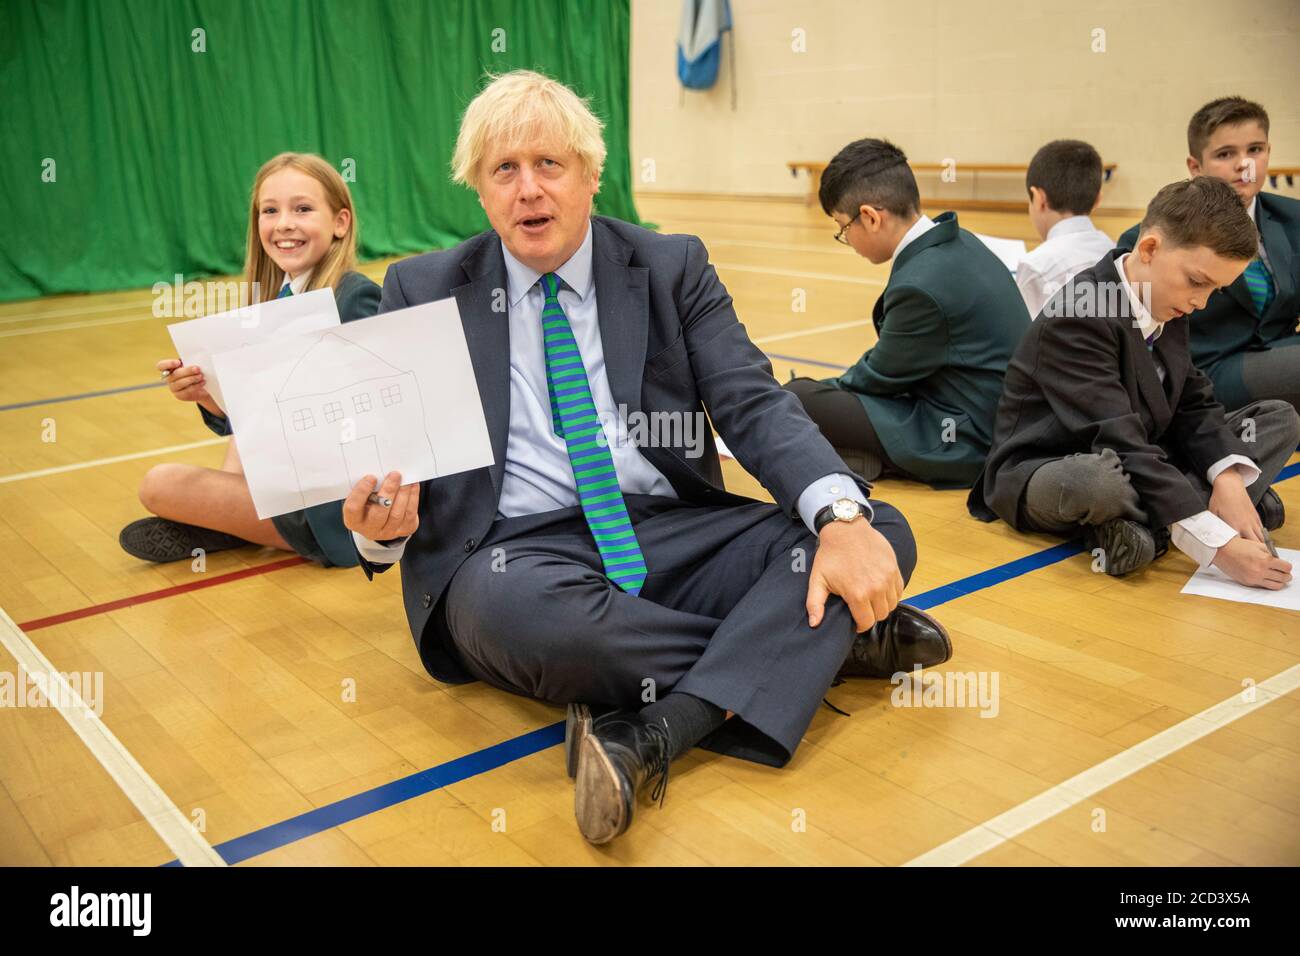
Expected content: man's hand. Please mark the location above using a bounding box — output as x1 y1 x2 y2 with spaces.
1211 536 1292 589
158 358 223 417
1209 469 1265 542
342 471 421 542
806 519 904 632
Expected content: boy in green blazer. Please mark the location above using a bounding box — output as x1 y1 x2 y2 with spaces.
786 138 1030 488
1118 96 1300 412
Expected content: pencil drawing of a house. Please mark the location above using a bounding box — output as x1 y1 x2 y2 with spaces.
276 331 438 506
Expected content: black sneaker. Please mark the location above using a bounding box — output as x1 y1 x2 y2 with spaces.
1083 518 1160 576
1256 488 1285 532
119 517 252 563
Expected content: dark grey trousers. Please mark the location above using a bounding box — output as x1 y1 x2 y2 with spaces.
442 494 917 767
1022 400 1300 533
1239 336 1300 411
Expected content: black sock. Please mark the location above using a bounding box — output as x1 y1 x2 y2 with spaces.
639 692 727 761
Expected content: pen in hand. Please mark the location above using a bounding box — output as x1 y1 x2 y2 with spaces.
1262 527 1279 559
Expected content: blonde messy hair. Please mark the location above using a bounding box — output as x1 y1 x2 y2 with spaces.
244 152 360 304
451 70 606 192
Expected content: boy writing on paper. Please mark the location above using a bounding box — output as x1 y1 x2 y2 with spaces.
970 177 1298 587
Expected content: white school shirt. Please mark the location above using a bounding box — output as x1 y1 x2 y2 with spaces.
1113 253 1259 568
891 214 937 261
1016 216 1115 319
279 269 313 297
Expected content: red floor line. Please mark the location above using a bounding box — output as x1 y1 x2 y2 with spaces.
17 556 308 631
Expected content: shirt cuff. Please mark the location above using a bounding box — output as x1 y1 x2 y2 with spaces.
796 473 872 535
1206 454 1260 488
1169 510 1238 570
352 530 408 564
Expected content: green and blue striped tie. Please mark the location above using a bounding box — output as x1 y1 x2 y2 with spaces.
540 272 648 595
1242 257 1274 316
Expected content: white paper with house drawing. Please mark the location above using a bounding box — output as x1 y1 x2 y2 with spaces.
212 297 494 520
1179 547 1300 612
167 288 341 411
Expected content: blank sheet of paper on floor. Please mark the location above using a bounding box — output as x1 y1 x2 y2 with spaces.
1180 547 1300 612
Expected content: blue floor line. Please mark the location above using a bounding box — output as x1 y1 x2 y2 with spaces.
207 723 565 866
0 346 840 413
159 528 1115 865
77 342 1277 866
765 351 849 372
167 464 1300 866
0 380 165 411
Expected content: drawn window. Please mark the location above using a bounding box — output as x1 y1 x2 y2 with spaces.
323 401 344 423
352 392 372 413
381 384 402 407
292 408 315 431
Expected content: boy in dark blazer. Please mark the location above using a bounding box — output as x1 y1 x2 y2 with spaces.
1118 97 1300 412
970 177 1298 588
786 138 1030 488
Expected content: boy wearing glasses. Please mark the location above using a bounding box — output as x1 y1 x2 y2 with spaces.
786 138 1030 487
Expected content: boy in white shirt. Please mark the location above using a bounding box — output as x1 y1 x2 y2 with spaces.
1016 140 1116 318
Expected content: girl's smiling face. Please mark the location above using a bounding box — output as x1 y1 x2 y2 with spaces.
257 168 350 278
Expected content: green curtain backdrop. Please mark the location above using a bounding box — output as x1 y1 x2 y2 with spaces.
0 0 640 303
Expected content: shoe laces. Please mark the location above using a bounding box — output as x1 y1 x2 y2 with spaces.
646 718 672 807
821 696 852 717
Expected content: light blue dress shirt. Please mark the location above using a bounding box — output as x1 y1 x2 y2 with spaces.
355 222 867 562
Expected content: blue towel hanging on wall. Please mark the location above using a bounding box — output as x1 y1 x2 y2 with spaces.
677 0 732 90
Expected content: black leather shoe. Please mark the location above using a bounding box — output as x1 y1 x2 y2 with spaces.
119 517 252 563
564 703 591 780
1083 518 1160 576
1257 488 1285 532
564 703 623 778
574 711 671 845
837 603 952 680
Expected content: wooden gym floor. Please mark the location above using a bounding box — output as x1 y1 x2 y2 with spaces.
1 195 1297 866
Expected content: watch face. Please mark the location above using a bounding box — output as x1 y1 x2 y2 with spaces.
831 498 859 521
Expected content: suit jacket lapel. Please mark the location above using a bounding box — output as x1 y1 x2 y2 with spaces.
591 218 650 415
1132 322 1174 431
1098 255 1174 429
892 211 958 271
1151 321 1189 411
451 236 511 497
1258 200 1296 320
871 291 886 334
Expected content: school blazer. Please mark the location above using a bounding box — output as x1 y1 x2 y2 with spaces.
825 212 1031 488
967 251 1249 531
359 215 865 683
1117 191 1300 409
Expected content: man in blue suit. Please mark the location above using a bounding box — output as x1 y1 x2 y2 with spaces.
339 71 950 845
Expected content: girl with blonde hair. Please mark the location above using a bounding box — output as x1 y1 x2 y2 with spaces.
120 153 382 566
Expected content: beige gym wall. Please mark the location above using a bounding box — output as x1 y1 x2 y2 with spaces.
630 0 1300 212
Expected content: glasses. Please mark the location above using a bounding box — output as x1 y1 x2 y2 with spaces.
832 212 862 245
